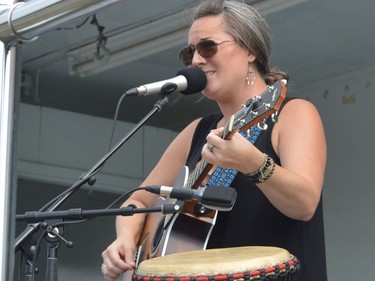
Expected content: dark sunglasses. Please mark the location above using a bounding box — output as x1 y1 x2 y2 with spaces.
179 40 235 66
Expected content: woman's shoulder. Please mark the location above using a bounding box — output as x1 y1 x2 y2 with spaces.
275 97 324 138
281 97 321 118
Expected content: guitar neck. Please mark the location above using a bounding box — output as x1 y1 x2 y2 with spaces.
185 115 235 190
186 160 212 189
185 80 286 191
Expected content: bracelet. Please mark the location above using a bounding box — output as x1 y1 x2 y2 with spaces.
244 153 276 183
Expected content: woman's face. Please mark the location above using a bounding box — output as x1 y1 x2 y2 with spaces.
188 14 255 101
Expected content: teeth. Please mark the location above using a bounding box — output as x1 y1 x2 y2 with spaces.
205 71 215 75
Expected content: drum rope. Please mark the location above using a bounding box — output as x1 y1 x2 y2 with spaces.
133 256 300 281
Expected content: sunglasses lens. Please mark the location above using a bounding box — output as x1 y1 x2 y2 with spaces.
197 40 218 57
179 46 194 66
179 40 219 66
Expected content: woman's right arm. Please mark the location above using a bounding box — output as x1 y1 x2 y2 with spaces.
101 118 201 281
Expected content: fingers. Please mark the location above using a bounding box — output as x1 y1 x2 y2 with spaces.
207 143 216 153
101 242 136 281
205 128 223 154
123 247 136 268
203 130 257 171
208 127 224 137
206 128 223 144
202 142 218 165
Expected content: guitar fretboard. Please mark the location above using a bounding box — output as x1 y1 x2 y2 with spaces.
185 98 263 190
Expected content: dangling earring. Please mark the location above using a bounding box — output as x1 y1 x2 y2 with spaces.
246 64 255 85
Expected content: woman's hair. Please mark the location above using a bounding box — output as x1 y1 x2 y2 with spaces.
192 0 289 85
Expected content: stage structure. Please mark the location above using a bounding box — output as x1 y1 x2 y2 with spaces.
0 1 124 280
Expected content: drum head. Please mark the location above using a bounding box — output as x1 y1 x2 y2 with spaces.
134 246 299 279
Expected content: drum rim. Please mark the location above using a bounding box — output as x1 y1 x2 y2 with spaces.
133 246 300 281
133 256 299 281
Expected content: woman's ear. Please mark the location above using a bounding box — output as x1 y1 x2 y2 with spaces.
248 52 256 63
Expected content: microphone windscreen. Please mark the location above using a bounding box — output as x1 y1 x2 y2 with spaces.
201 186 237 209
177 68 207 95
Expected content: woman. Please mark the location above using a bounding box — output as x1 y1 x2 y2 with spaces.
101 1 327 280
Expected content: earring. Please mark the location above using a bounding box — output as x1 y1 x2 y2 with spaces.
246 64 255 85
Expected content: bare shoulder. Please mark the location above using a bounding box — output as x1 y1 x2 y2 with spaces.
272 98 325 156
283 98 319 112
175 117 202 143
278 98 322 124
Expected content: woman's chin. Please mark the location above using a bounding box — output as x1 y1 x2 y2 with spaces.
202 87 218 99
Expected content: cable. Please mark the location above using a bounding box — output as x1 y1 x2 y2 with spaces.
107 93 127 151
55 16 91 30
106 187 145 209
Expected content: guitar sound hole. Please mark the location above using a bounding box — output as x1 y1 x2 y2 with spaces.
151 217 165 254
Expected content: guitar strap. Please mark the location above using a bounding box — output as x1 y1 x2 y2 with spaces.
206 124 263 187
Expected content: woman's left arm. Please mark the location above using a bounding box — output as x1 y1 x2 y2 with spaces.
257 99 326 221
203 99 327 221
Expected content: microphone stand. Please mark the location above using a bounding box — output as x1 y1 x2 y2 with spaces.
15 91 173 281
16 203 181 281
16 204 181 223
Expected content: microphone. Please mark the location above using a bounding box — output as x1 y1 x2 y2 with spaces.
145 185 237 211
125 67 207 96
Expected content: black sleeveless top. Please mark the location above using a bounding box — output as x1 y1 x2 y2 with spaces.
185 99 327 281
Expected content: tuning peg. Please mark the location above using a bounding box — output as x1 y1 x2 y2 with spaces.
257 120 268 131
272 111 279 123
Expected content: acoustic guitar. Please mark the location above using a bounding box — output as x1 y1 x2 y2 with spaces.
134 80 287 268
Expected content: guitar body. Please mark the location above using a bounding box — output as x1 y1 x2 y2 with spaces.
123 196 216 281
135 166 216 264
162 210 217 255
134 167 211 263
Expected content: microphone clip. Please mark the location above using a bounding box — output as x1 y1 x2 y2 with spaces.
41 221 74 249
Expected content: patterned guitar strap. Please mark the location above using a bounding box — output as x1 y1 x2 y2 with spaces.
206 123 264 187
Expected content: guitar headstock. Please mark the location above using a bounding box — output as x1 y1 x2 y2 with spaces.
225 80 287 135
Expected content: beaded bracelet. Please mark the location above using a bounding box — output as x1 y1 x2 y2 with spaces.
244 153 276 183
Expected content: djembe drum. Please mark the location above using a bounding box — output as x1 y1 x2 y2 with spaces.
132 246 300 281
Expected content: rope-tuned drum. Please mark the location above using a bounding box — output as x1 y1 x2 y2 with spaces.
133 246 300 281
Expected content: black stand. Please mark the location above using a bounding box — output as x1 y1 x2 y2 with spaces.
15 204 181 281
45 223 60 281
16 204 181 223
15 93 173 281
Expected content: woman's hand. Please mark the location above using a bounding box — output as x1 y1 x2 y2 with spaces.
202 128 264 173
101 236 137 281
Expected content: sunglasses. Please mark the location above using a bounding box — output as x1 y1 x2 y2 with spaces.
179 40 235 66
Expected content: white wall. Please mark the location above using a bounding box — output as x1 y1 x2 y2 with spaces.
299 66 375 281
15 65 375 281
17 104 177 193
